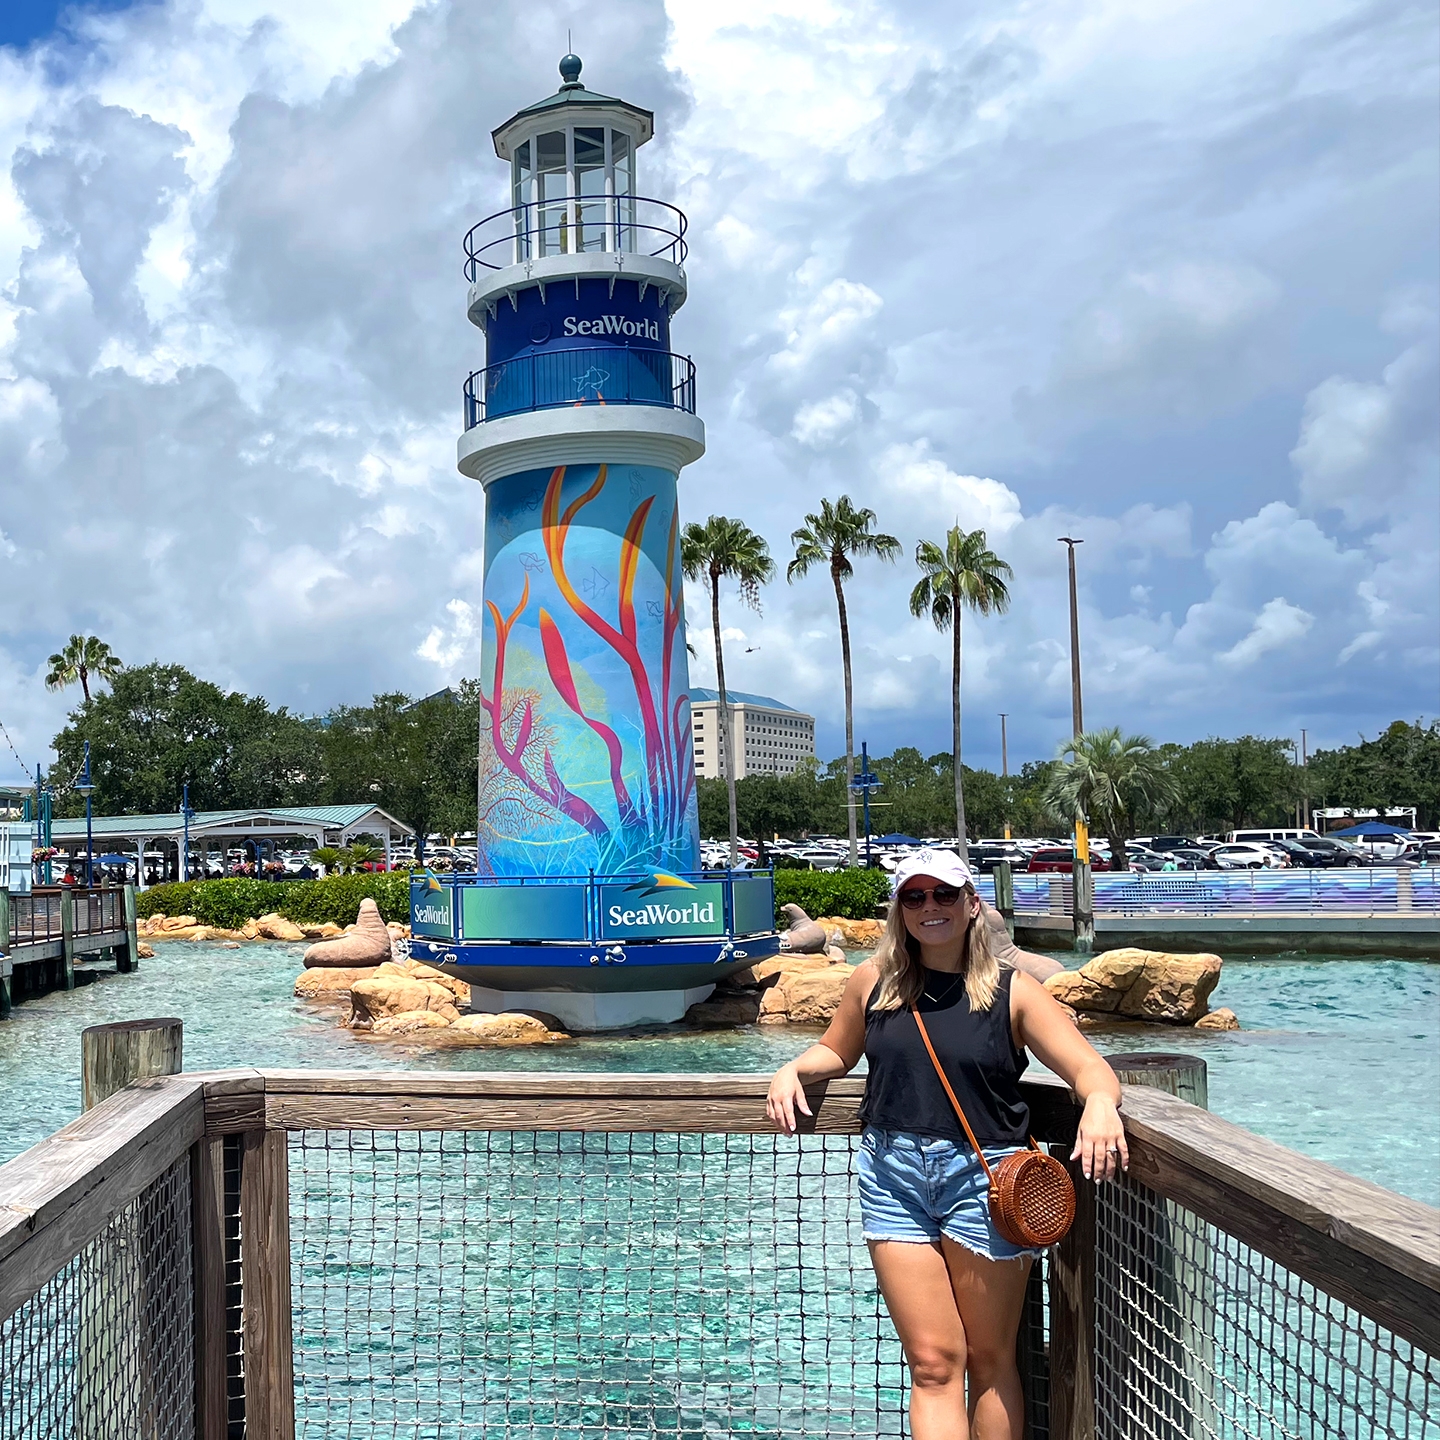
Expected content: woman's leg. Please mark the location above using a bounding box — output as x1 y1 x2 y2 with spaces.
940 1241 1033 1440
868 1240 970 1440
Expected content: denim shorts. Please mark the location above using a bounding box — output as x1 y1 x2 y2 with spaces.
858 1126 1045 1262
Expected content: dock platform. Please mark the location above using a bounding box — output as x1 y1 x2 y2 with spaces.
0 884 142 1016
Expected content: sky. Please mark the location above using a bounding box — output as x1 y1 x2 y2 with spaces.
0 0 1435 787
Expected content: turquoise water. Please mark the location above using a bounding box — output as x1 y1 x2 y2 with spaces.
0 942 1436 1205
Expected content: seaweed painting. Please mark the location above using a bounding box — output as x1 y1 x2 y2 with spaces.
476 463 699 876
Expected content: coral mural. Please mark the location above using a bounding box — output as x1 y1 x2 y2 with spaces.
476 462 700 877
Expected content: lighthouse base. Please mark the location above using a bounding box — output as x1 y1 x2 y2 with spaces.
469 983 718 1031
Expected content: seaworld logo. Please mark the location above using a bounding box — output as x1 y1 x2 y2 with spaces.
414 900 451 926
608 900 717 927
563 315 661 340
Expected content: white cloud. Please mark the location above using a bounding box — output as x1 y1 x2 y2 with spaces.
1220 597 1314 666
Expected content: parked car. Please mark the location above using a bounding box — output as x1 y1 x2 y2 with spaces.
1267 839 1325 868
1133 835 1195 853
1209 843 1286 870
968 845 1028 874
1298 838 1366 868
1027 848 1110 874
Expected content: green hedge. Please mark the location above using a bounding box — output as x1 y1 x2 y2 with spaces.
135 868 885 931
774 867 890 921
135 874 411 928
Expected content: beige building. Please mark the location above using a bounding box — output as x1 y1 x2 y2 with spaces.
689 688 816 779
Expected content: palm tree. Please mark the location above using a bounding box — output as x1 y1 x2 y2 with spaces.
909 526 1013 864
681 516 776 867
309 846 344 876
787 497 901 866
45 635 123 705
1043 727 1178 871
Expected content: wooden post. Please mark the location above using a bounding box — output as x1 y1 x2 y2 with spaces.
82 1018 184 1111
0 888 11 1020
1100 1054 1212 1440
994 861 1016 939
1049 1155 1096 1440
191 1136 229 1440
240 1129 296 1438
60 887 76 990
1072 860 1094 953
117 882 141 973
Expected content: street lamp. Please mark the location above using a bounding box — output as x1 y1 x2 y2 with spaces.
850 743 882 866
999 713 1010 842
75 741 95 888
1057 537 1090 872
180 782 195 884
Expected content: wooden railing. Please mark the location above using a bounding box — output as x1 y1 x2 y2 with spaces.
1 1066 1436 1437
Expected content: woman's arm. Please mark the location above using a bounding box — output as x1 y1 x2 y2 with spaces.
1009 970 1128 1181
766 962 877 1135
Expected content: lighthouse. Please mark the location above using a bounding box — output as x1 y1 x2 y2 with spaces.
410 55 780 1029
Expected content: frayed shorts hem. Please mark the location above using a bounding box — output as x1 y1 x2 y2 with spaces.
862 1229 1045 1264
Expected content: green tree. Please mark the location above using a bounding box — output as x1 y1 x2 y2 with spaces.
909 526 1013 862
45 635 123 705
681 516 775 867
321 687 479 855
1043 727 1178 870
788 497 901 866
1165 736 1296 833
1308 721 1440 826
48 662 322 816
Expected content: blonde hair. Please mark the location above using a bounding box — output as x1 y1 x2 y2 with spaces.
869 883 1000 1013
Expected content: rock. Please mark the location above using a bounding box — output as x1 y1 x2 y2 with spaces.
778 904 830 954
685 992 763 1027
349 975 461 1028
256 913 307 942
136 941 155 958
161 915 199 931
372 957 469 1004
241 920 261 940
219 941 241 949
303 898 391 967
207 928 250 942
448 1012 563 1045
1044 948 1223 1025
299 922 344 940
1195 1007 1240 1031
816 916 885 949
373 1009 454 1035
747 952 840 983
294 966 381 999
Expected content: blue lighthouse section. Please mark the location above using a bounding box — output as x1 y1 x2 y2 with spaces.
419 55 780 1030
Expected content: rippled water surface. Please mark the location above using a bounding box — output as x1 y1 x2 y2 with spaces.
1 942 1436 1203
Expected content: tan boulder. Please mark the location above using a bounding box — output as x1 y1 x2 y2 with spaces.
136 941 155 959
372 957 469 1004
219 940 241 949
817 916 885 949
207 927 250 942
240 919 261 940
302 898 391 967
294 966 381 999
160 915 199 931
1045 949 1223 1025
256 913 306 942
748 952 840 984
299 922 344 940
1195 1007 1240 1031
779 965 851 1024
448 1012 563 1045
349 975 461 1028
373 1010 454 1035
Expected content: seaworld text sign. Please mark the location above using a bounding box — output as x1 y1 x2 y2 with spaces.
600 883 726 940
410 884 454 938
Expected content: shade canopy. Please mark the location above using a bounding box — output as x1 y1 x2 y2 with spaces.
875 833 924 845
1326 820 1411 838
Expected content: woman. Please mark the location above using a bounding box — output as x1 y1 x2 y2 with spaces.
766 849 1126 1440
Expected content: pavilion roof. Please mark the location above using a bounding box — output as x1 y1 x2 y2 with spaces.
50 803 412 841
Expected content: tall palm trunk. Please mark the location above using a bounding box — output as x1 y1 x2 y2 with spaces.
711 572 739 867
79 667 90 704
833 565 857 867
952 614 969 864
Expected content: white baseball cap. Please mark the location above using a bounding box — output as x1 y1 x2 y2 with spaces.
891 847 976 894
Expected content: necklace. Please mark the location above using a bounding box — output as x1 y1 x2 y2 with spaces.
922 969 966 1004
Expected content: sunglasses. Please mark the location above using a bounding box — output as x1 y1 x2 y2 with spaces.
897 884 965 910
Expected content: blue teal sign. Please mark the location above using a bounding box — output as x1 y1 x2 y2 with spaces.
485 276 671 364
461 884 588 942
411 882 454 938
600 881 725 940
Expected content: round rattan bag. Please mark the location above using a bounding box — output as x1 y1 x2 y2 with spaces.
911 1006 1077 1248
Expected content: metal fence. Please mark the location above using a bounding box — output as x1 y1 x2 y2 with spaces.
0 1071 1435 1437
464 346 696 427
0 1158 194 1440
979 869 1440 916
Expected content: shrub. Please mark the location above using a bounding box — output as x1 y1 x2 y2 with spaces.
774 867 890 921
135 873 412 928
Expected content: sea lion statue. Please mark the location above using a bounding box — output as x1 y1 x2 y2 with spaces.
778 903 831 954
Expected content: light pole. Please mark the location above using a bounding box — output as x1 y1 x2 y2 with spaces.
999 713 1010 841
850 743 882 867
1300 729 1309 830
1057 538 1084 737
181 782 194 884
76 741 95 888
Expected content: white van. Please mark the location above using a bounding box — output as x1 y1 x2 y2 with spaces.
1226 828 1321 844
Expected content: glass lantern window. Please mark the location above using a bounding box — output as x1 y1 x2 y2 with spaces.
574 127 606 253
534 130 567 256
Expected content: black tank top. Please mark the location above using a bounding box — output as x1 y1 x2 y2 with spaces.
859 966 1031 1146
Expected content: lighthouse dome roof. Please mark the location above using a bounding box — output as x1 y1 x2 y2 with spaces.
491 54 654 158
